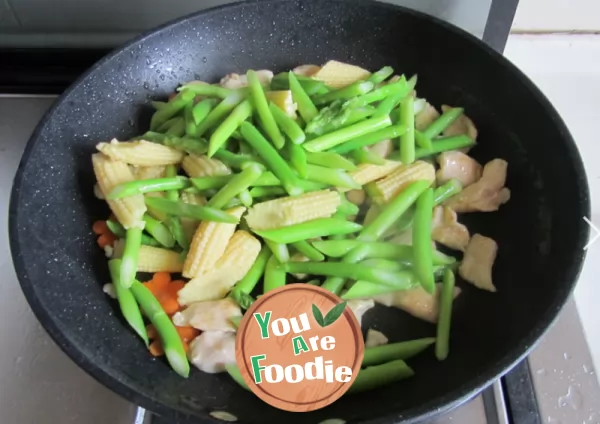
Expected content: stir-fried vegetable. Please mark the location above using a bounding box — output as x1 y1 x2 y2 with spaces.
90 59 510 394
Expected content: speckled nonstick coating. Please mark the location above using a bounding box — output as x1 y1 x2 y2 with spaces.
9 0 590 423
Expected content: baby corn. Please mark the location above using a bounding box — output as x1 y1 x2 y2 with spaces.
371 161 436 204
178 230 261 305
313 60 371 88
132 165 167 181
137 245 184 273
92 153 146 229
348 160 403 186
245 190 341 231
96 139 184 166
182 206 245 278
182 154 231 178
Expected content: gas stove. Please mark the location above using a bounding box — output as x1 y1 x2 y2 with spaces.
1 1 599 423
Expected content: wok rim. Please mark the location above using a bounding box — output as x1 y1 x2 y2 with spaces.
8 0 591 422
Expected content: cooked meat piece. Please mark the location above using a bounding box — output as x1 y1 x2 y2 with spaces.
365 329 388 348
293 64 321 76
347 299 375 327
444 159 511 213
172 298 241 332
367 139 394 159
436 151 482 188
431 206 470 251
415 102 441 131
441 105 478 141
346 189 366 206
372 284 462 323
459 233 498 292
188 331 236 373
220 70 274 89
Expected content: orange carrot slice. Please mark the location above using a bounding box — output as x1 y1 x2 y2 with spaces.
149 340 164 357
93 220 109 235
160 297 180 315
97 234 112 248
152 272 171 288
146 324 158 340
176 326 200 342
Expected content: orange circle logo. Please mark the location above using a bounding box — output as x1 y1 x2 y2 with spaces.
235 284 364 412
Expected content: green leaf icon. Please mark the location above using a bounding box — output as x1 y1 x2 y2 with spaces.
312 304 325 327
323 301 347 327
312 301 347 328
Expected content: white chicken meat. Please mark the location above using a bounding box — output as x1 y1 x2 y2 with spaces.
372 284 462 323
172 298 241 332
441 105 478 141
444 159 511 213
431 206 470 252
220 70 274 89
365 329 388 348
188 331 236 373
436 151 482 188
459 233 498 292
415 102 440 131
347 299 376 327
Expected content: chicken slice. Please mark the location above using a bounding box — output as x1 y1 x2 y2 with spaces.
436 151 482 188
293 64 321 77
367 139 394 159
459 233 498 292
372 284 462 323
415 102 441 131
220 70 274 89
365 329 388 348
441 105 478 141
172 298 241 332
444 159 511 213
431 206 470 251
347 299 375 327
188 331 236 373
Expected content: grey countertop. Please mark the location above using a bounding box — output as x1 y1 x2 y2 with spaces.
0 96 139 424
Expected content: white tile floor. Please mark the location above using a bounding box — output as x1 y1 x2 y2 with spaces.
505 33 600 376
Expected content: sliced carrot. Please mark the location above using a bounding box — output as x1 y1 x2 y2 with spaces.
152 272 171 288
149 340 164 357
104 232 117 245
183 341 190 355
97 234 112 248
93 220 109 235
176 326 200 342
160 297 180 315
166 280 185 297
146 324 158 340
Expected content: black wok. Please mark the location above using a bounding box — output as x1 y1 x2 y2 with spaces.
9 0 590 423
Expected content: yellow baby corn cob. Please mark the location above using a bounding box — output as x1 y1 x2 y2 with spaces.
348 160 403 186
180 191 206 205
137 245 184 273
245 190 341 231
371 160 436 204
313 60 371 88
182 154 231 178
179 192 206 241
92 153 146 229
96 139 184 166
132 165 167 181
178 230 261 305
182 206 246 278
266 90 297 118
